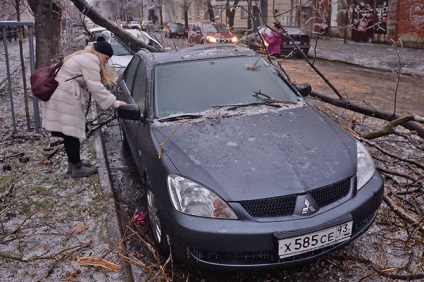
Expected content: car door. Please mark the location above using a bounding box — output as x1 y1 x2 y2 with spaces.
116 56 146 166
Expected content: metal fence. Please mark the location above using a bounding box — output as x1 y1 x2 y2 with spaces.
0 21 38 132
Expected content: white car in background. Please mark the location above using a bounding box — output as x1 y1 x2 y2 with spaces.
107 41 134 78
89 29 165 78
124 29 164 51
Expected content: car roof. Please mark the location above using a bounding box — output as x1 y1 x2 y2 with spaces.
89 26 106 33
136 44 256 66
281 26 307 34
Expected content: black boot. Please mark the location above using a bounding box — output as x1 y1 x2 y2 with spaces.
67 161 92 174
69 161 97 178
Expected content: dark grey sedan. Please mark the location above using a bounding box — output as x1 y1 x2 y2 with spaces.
114 44 384 269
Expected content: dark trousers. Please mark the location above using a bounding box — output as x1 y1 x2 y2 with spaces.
51 131 81 164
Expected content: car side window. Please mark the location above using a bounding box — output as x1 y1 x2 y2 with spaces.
132 60 146 112
123 56 141 94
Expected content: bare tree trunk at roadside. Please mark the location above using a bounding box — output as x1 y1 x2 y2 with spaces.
27 0 62 68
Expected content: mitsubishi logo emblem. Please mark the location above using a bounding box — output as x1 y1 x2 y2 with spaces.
302 198 316 214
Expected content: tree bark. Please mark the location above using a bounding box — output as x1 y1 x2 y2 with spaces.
226 0 240 29
207 1 215 22
28 0 62 68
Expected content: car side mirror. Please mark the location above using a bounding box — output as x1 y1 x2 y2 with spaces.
295 83 312 97
117 104 143 121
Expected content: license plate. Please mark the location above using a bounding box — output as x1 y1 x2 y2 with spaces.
277 221 353 258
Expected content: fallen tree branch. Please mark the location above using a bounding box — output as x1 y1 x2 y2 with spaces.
330 255 424 280
362 115 424 139
309 91 424 139
363 139 424 170
383 195 424 235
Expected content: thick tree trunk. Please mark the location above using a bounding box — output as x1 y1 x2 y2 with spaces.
28 0 62 68
207 1 215 22
226 0 239 29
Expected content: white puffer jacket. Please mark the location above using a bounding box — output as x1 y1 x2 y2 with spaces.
42 52 116 139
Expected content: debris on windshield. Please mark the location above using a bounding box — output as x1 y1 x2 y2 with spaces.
245 57 263 71
253 90 297 104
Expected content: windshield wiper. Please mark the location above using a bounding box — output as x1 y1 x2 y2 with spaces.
213 101 281 110
157 114 202 122
252 90 298 105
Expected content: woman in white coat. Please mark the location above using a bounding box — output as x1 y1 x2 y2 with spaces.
42 41 126 178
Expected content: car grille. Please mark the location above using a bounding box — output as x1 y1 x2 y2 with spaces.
239 177 352 218
188 209 378 266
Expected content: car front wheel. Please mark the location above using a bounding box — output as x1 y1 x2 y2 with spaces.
147 189 169 255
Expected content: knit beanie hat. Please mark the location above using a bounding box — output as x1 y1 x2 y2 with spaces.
94 41 113 57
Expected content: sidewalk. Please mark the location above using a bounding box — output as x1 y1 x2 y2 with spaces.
310 38 424 77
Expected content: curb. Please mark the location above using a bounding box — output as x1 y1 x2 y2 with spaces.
93 108 135 282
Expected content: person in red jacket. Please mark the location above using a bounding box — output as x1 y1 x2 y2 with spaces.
262 22 283 56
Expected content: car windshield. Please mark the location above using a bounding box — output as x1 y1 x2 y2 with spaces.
170 23 184 29
203 24 229 33
110 43 132 56
154 56 300 118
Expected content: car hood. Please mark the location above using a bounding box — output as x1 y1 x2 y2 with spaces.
152 106 357 201
206 32 233 38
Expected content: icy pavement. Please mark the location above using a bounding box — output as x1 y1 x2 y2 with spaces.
310 38 424 77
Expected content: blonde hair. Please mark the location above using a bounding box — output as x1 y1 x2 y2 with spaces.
64 45 116 85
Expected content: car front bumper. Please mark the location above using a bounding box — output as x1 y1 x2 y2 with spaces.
164 172 384 269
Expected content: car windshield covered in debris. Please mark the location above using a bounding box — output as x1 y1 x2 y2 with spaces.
114 44 384 269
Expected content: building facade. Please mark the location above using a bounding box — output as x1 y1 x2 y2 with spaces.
314 0 424 47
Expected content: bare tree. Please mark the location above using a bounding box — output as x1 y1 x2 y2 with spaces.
175 0 191 31
27 0 62 68
206 0 215 22
225 0 240 29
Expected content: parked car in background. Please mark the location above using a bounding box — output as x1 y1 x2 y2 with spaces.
86 30 134 78
114 44 384 269
87 28 164 78
129 20 142 30
243 25 311 57
141 20 154 31
85 26 107 44
116 20 130 29
163 22 187 38
107 41 134 78
188 22 238 45
124 29 164 51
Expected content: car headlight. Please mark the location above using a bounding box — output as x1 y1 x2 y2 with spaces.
230 36 238 43
356 140 376 190
207 36 217 43
167 175 238 219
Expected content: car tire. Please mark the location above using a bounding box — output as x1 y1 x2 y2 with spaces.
147 189 170 256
